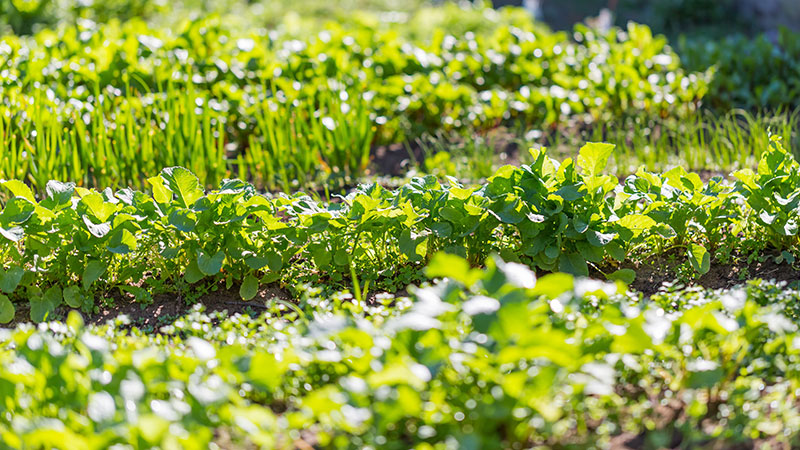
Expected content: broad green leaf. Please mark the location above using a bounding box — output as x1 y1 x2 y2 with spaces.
63 286 82 308
0 295 13 323
558 252 589 276
107 228 137 254
243 249 282 271
0 226 24 242
79 193 117 222
160 247 179 259
399 229 425 262
43 286 62 308
2 180 36 203
83 260 106 289
431 221 453 238
615 214 657 238
688 244 711 274
162 167 204 208
608 268 636 284
197 250 225 275
184 260 205 284
82 216 111 238
688 367 724 389
168 210 197 232
577 142 615 176
267 252 283 272
310 244 332 269
587 230 616 247
240 275 259 301
333 249 349 266
30 297 51 323
66 310 84 331
30 286 62 323
45 180 75 207
531 273 574 298
148 176 172 204
0 197 35 225
606 241 627 261
426 253 482 286
245 256 269 270
0 266 24 294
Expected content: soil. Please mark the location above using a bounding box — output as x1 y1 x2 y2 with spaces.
367 126 729 183
5 279 412 329
626 252 800 297
370 142 420 177
7 253 793 329
7 283 292 330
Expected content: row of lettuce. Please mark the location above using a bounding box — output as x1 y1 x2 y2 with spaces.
0 138 797 322
1 255 800 448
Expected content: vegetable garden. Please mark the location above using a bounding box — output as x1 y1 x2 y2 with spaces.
2 0 800 448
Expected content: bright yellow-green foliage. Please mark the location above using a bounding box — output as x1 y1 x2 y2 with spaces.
0 141 797 322
0 5 707 190
1 257 800 448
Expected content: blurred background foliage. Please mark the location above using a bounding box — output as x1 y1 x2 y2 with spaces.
2 0 796 38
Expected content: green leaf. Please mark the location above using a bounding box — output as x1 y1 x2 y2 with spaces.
558 252 589 276
0 295 14 323
608 268 636 284
197 250 225 275
30 286 62 323
148 176 172 204
245 256 269 270
577 142 615 176
168 210 197 232
83 216 111 238
688 244 711 275
43 286 62 308
63 286 83 308
66 310 84 331
399 229 425 262
587 230 616 247
161 167 204 208
0 226 24 242
107 228 137 254
688 367 724 389
0 197 35 225
531 273 574 298
160 247 179 259
615 214 657 239
431 221 453 238
184 259 205 284
310 244 332 269
44 180 75 208
79 193 116 222
425 253 482 286
83 260 106 289
30 297 51 323
333 249 349 266
267 252 283 272
1 180 36 203
605 241 627 261
0 266 24 294
240 274 259 301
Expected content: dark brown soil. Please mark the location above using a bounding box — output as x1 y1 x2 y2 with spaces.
89 283 294 327
371 142 420 176
369 127 525 178
6 280 411 329
367 126 728 182
627 252 800 297
7 283 293 329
